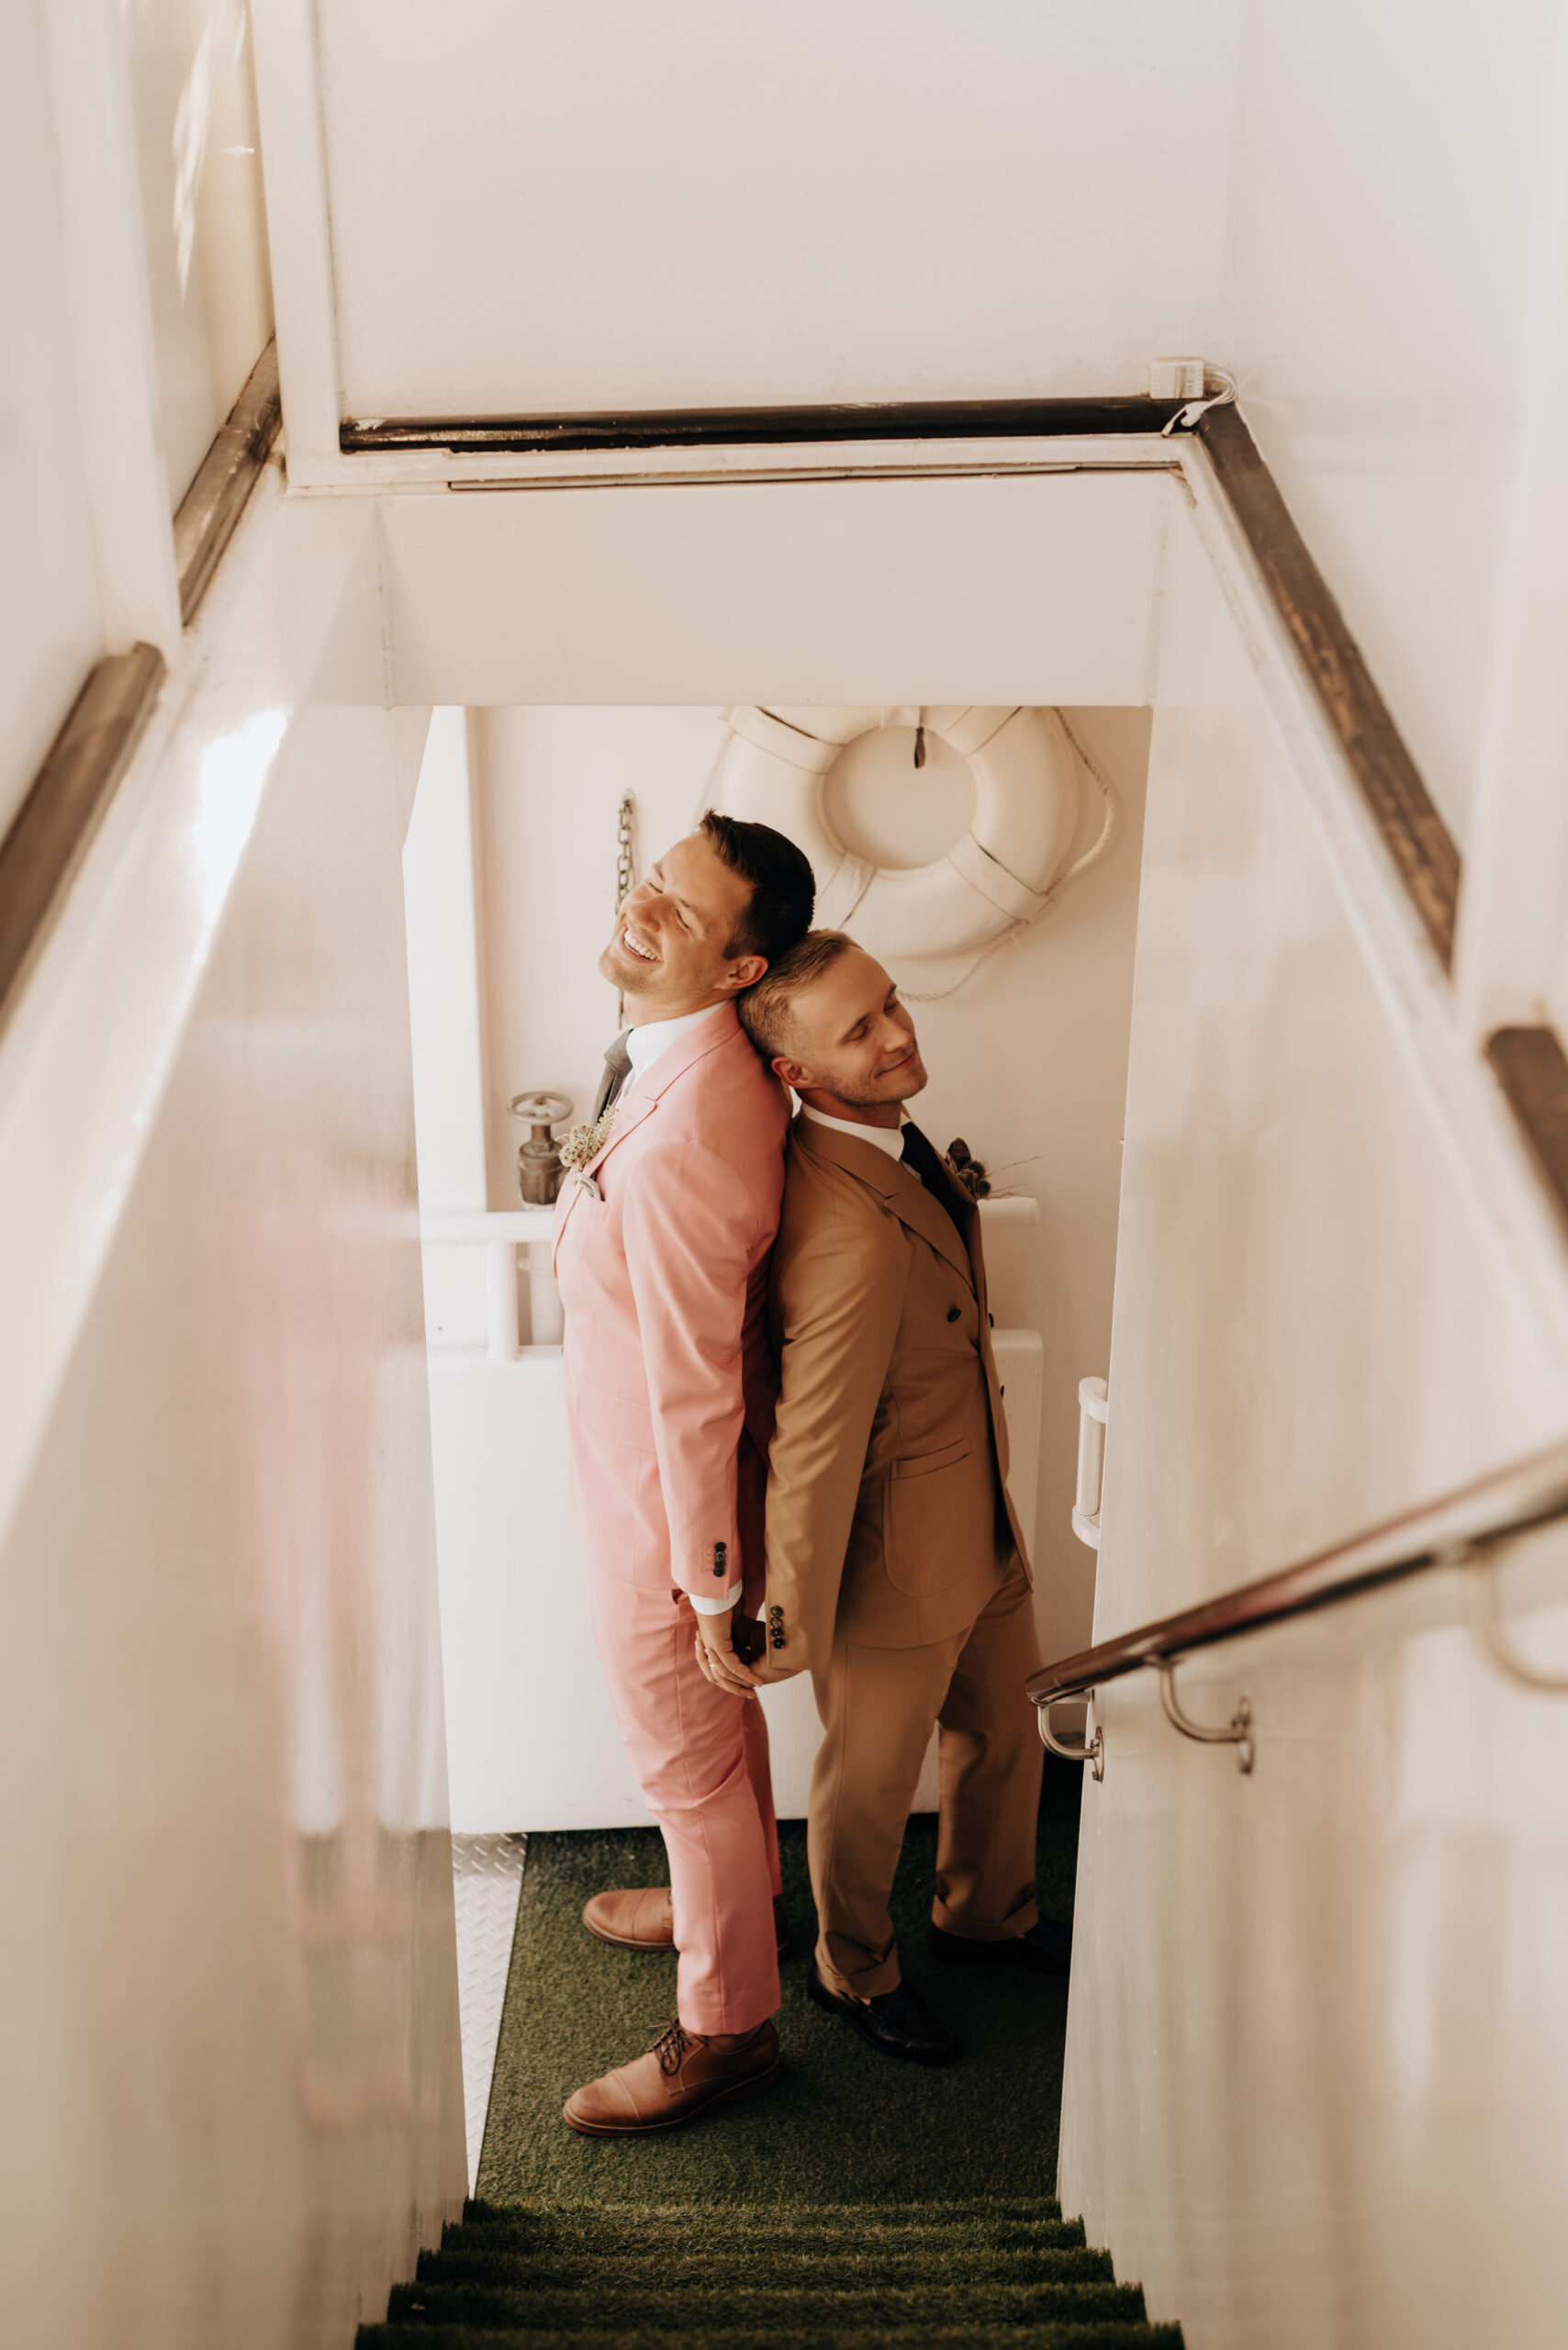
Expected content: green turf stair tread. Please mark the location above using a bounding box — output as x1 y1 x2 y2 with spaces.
442 2221 1087 2255
360 2329 1182 2350
363 1812 1180 2344
477 1818 1076 2210
417 2244 1111 2288
384 2278 1150 2329
454 2196 1070 2235
422 2237 1093 2277
460 2189 1067 2209
434 2209 1086 2246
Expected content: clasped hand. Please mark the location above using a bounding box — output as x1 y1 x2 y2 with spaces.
691 1605 797 1698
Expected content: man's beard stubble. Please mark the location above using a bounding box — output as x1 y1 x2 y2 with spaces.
821 1057 928 1109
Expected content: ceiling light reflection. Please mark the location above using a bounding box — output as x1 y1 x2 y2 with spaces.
191 708 286 925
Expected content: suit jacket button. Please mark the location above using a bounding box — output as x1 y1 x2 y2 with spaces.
946 1304 961 1323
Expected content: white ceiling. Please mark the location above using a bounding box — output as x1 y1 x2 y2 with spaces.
312 0 1246 418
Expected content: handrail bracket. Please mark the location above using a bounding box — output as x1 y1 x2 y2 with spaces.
1459 1539 1568 1694
1158 1661 1254 1774
1038 1696 1104 1780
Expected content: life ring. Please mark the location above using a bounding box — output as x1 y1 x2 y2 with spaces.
711 706 1081 962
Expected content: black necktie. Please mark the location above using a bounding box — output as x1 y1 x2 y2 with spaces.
899 1121 966 1239
592 1029 633 1123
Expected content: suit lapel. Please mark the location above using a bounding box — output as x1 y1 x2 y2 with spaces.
554 1003 744 1265
889 1156 977 1290
551 1083 658 1261
794 1118 975 1289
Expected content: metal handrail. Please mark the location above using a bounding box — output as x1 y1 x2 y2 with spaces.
1028 1431 1568 1717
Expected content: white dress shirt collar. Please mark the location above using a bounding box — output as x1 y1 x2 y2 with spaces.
800 1102 909 1159
625 1004 720 1086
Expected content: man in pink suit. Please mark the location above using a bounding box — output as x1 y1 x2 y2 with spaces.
552 811 814 2135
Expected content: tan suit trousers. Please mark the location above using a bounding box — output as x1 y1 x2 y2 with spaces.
807 1558 1044 1999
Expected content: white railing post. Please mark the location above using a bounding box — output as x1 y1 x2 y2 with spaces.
420 1206 559 1358
486 1239 521 1362
526 1239 564 1347
1073 1375 1109 1549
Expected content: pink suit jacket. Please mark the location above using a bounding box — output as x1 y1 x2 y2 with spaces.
553 1002 790 1602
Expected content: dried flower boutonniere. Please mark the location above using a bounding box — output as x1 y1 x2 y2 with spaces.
559 1109 617 1173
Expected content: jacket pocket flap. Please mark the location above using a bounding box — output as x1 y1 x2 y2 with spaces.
890 1438 972 1481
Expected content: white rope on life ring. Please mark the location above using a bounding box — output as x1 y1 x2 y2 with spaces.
705 705 1114 982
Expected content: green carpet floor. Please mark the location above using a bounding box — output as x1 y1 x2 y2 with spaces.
361 1780 1182 2345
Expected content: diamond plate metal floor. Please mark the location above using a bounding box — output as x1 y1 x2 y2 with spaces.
452 1832 527 2191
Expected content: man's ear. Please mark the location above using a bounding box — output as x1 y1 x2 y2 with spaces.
719 954 767 996
772 1055 809 1090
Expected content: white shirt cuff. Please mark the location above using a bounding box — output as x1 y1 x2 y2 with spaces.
689 1584 743 1615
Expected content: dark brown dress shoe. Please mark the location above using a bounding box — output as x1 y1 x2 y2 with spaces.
563 2016 780 2136
806 1962 956 2064
583 1887 791 1955
929 1918 1072 1974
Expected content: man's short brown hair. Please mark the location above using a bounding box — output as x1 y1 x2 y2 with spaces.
737 929 857 1061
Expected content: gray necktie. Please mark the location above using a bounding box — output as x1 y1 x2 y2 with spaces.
591 1029 633 1124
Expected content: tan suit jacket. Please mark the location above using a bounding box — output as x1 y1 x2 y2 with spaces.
762 1113 1031 1670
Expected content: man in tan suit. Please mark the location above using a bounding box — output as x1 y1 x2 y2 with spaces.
713 930 1062 2065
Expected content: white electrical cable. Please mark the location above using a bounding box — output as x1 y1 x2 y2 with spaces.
1159 365 1238 439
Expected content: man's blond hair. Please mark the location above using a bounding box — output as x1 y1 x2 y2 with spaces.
737 929 857 1061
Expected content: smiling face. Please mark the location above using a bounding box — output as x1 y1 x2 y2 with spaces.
599 831 767 1017
769 944 928 1123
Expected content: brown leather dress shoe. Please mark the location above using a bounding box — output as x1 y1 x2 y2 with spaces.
563 2016 780 2136
583 1887 792 1956
582 1886 675 1950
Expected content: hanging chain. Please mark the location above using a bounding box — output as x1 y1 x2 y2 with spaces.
614 791 636 1025
616 791 635 912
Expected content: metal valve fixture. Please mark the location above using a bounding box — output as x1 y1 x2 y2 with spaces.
510 1090 574 1205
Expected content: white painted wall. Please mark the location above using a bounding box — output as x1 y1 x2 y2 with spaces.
0 0 104 837
1225 0 1568 860
0 488 464 2348
313 0 1244 420
1058 471 1568 2347
122 0 274 502
0 0 241 839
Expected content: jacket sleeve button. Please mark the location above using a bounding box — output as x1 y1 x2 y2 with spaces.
946 1305 961 1323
